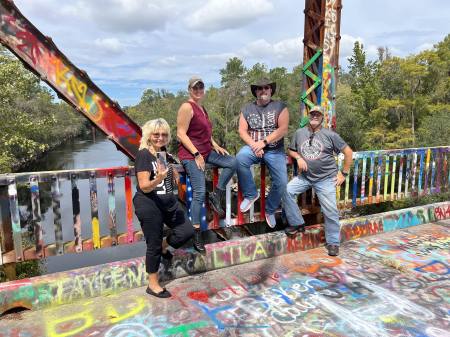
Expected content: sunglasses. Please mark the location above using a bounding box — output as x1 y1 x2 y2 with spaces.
191 83 205 90
256 85 271 91
151 132 168 138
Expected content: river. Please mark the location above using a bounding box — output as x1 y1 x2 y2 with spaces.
18 135 147 274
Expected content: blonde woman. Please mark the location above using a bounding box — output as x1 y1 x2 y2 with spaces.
133 118 194 298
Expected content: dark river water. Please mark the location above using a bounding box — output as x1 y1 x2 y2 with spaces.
17 135 147 274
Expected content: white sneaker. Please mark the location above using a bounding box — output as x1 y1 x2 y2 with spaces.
265 213 276 228
239 192 260 212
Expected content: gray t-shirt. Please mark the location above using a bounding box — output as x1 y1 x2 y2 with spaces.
289 127 347 182
242 100 286 150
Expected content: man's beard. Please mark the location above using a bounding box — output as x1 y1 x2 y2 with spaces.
258 94 271 101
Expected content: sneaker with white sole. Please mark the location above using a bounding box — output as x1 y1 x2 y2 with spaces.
265 213 276 228
239 192 260 212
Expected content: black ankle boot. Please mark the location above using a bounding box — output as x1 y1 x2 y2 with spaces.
193 229 206 253
209 188 225 218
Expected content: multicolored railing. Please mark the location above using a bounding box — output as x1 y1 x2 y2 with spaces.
337 146 450 207
1 146 449 265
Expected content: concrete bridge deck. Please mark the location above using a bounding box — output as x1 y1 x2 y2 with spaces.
0 220 448 337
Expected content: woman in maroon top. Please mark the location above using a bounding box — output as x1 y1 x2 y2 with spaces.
177 76 237 253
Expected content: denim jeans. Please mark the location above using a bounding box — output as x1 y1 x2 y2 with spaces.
182 151 237 225
283 174 341 245
236 145 288 214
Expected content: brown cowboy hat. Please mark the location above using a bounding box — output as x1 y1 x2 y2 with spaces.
250 77 276 98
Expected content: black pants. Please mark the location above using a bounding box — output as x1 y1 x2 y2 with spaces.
133 194 194 273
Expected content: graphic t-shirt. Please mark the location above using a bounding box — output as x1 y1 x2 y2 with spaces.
289 127 347 182
134 149 177 211
242 100 286 150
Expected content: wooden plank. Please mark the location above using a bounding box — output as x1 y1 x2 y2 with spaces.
51 175 64 255
430 148 437 194
418 150 425 195
89 172 100 249
390 154 396 200
397 153 404 200
404 153 411 197
107 172 118 245
71 174 83 253
411 151 418 195
368 152 375 203
352 156 359 207
7 178 23 261
383 155 390 201
423 148 431 194
30 176 44 258
124 171 134 243
376 153 382 203
360 154 367 204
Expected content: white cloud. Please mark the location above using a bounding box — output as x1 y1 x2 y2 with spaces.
186 0 273 33
242 37 301 64
94 38 124 54
415 43 434 53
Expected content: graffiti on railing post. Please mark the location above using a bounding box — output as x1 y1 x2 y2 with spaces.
89 172 100 249
107 172 118 246
30 176 44 258
51 175 63 255
71 174 82 253
8 178 22 261
124 171 134 243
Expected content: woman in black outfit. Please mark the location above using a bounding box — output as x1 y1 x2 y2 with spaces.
133 118 194 298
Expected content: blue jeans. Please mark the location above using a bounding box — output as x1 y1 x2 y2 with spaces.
236 146 288 214
283 174 341 245
182 151 237 225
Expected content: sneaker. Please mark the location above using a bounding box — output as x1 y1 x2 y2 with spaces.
240 192 260 212
326 244 339 257
265 213 276 228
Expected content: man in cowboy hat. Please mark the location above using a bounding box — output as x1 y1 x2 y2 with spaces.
283 105 353 256
236 77 289 228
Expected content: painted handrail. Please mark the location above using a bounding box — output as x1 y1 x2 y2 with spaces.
0 146 449 264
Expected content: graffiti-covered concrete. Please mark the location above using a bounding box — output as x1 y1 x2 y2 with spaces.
0 221 449 336
1 202 449 314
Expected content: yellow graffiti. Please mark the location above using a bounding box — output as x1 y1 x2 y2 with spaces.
46 309 94 337
51 58 103 121
92 217 100 249
252 241 268 260
106 297 146 323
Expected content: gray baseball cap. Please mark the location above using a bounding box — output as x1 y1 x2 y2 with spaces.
188 76 204 88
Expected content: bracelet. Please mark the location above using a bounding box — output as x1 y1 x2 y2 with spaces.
193 151 200 157
341 171 349 177
263 139 268 145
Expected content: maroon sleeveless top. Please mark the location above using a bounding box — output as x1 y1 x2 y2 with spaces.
178 101 212 160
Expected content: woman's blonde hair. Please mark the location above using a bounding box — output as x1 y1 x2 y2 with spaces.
139 118 171 150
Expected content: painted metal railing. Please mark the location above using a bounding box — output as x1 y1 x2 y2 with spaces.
337 146 450 207
1 146 449 265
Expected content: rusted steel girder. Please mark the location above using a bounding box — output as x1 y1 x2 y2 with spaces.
301 0 342 129
0 0 141 159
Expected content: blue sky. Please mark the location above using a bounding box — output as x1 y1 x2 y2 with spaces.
14 0 450 106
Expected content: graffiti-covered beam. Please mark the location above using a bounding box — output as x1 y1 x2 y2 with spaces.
301 0 342 129
0 0 141 159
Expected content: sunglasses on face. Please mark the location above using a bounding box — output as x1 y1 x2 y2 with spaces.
151 132 168 138
256 85 271 91
191 83 205 90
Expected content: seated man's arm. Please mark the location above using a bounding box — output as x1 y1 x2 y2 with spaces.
264 107 289 144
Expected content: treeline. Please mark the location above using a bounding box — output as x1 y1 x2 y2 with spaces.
127 34 450 155
0 47 86 173
1 35 448 174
